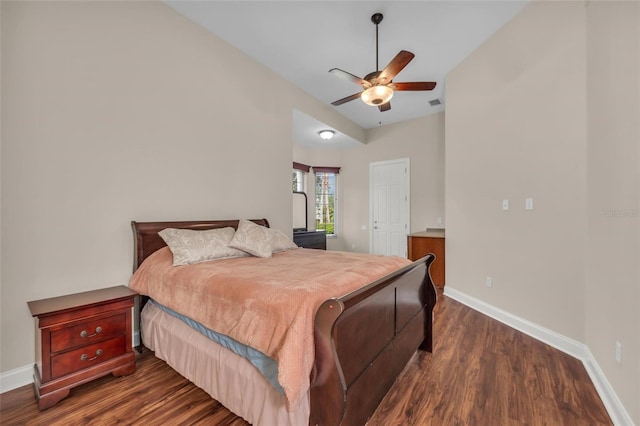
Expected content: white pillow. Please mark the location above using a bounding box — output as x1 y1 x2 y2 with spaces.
269 228 298 253
158 227 247 266
229 219 273 258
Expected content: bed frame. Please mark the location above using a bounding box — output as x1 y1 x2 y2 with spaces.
131 219 437 426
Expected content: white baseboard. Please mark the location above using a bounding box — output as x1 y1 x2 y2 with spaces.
582 349 636 426
134 330 140 348
444 286 634 426
1 331 142 395
0 364 33 394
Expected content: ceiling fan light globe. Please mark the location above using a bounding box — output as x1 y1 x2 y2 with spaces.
361 86 393 107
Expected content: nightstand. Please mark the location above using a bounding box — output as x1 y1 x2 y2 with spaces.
28 285 137 410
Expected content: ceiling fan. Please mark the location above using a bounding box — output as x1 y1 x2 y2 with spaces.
329 13 436 112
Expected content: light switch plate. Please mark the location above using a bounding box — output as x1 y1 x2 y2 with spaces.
525 198 534 210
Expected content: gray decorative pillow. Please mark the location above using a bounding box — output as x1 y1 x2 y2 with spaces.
269 228 298 253
158 227 248 266
229 219 273 258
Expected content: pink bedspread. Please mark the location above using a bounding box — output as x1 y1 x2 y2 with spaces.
129 247 411 408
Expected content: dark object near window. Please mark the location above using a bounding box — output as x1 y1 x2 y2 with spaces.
293 191 307 232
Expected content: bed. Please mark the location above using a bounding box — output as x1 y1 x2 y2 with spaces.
129 218 437 426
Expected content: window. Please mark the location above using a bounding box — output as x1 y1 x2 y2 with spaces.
292 162 310 192
292 169 305 192
314 167 340 236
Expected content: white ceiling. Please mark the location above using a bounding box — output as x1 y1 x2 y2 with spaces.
165 1 528 146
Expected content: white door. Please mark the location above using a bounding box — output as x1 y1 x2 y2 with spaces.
370 159 410 257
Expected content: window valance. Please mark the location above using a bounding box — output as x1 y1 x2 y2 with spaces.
313 166 341 174
293 162 311 173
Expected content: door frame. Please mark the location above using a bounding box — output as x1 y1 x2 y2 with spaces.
369 158 411 255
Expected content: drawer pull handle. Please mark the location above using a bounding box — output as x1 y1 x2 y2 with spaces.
80 326 103 338
81 349 103 362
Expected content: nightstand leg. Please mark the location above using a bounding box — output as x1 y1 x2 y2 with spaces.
35 385 70 411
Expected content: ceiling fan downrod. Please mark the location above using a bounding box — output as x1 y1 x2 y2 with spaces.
371 13 383 72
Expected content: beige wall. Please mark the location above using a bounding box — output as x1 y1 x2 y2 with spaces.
446 0 587 338
293 113 445 253
585 1 640 422
0 1 356 373
447 1 638 423
348 114 446 253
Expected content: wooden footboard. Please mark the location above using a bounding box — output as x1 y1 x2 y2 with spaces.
310 254 436 426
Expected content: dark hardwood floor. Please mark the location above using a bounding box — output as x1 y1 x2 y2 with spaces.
0 288 611 425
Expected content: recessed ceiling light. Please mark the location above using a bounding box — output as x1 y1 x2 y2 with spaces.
318 130 335 140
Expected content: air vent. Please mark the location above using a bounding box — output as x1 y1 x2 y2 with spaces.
429 99 442 106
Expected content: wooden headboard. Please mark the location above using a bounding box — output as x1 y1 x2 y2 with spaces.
131 219 270 272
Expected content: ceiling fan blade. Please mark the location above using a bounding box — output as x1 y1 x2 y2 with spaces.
389 81 437 91
331 92 363 106
329 68 372 88
378 102 391 112
377 50 415 84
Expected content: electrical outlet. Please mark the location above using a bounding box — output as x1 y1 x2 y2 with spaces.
615 341 622 364
486 276 493 288
502 200 509 211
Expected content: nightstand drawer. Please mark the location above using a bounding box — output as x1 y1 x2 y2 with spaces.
51 313 126 353
51 335 126 379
